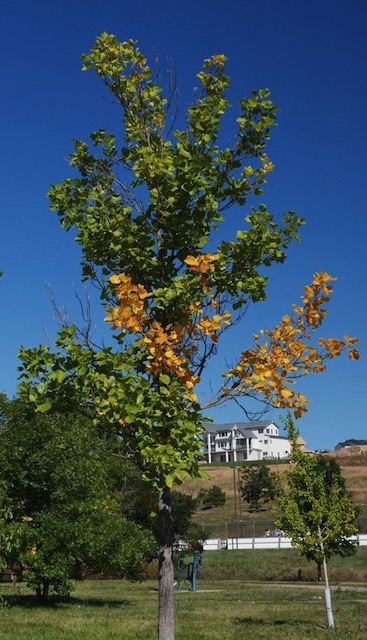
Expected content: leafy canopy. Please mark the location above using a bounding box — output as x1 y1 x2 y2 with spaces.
0 396 154 599
18 34 358 491
274 417 358 567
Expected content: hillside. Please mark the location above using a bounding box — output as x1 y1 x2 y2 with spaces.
326 446 367 504
181 447 367 501
178 448 367 538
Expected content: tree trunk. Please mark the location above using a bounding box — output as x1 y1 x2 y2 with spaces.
36 580 49 602
317 560 322 582
318 526 335 628
157 486 175 640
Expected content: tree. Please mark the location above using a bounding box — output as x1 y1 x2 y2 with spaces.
117 461 199 540
240 464 276 511
0 396 154 600
17 34 358 638
171 492 199 540
197 485 226 510
274 417 358 628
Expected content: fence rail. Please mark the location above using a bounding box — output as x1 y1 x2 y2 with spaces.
196 516 367 540
203 534 367 551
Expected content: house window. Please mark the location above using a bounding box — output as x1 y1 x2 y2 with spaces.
258 429 263 434
264 439 268 444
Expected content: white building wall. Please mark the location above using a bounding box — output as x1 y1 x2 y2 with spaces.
202 421 291 462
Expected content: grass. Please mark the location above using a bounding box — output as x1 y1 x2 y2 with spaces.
1 579 367 639
202 548 367 583
1 548 367 639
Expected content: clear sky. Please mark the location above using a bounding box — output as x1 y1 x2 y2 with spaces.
1 0 365 450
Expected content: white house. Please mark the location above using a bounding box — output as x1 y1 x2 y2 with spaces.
201 420 291 463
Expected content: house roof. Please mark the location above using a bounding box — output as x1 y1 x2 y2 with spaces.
202 420 278 435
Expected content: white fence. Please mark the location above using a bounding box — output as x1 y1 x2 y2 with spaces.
203 534 367 551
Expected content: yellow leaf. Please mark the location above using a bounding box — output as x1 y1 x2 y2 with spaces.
184 380 195 389
211 54 227 62
184 255 199 267
280 388 294 399
344 336 359 345
110 273 124 284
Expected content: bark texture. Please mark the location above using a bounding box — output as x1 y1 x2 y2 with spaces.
157 486 175 640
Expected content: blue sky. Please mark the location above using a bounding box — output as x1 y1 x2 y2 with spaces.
1 0 366 450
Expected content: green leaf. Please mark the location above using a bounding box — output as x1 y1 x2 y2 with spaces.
54 370 66 384
37 401 52 414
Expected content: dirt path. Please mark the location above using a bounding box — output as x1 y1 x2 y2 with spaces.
248 582 367 592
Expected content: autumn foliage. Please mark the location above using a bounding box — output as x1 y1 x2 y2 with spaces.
224 271 359 417
105 266 359 421
105 253 232 394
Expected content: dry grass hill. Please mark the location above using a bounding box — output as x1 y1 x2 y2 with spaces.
178 446 367 538
326 445 367 504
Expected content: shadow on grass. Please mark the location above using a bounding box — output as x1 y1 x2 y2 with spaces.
235 616 325 631
2 594 132 609
234 617 288 627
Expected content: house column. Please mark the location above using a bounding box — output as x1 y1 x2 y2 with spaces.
232 426 238 462
246 438 250 460
207 433 212 464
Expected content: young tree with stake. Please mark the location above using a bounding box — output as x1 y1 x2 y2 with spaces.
18 34 359 639
274 417 358 628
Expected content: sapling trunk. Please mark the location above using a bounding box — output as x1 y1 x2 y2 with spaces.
318 526 335 628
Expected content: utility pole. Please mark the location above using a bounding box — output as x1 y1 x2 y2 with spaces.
232 425 238 549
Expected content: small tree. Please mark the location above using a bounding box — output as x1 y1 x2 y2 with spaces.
198 485 226 510
241 465 276 511
18 34 358 638
274 417 358 628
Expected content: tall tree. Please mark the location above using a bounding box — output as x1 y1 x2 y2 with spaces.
18 34 358 639
0 396 154 600
274 417 358 628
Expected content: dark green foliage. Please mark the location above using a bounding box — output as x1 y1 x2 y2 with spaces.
112 458 197 539
197 485 226 510
240 465 276 511
117 460 199 539
0 397 154 600
171 492 199 538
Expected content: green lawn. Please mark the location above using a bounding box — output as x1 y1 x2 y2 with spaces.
202 547 367 582
1 549 366 639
